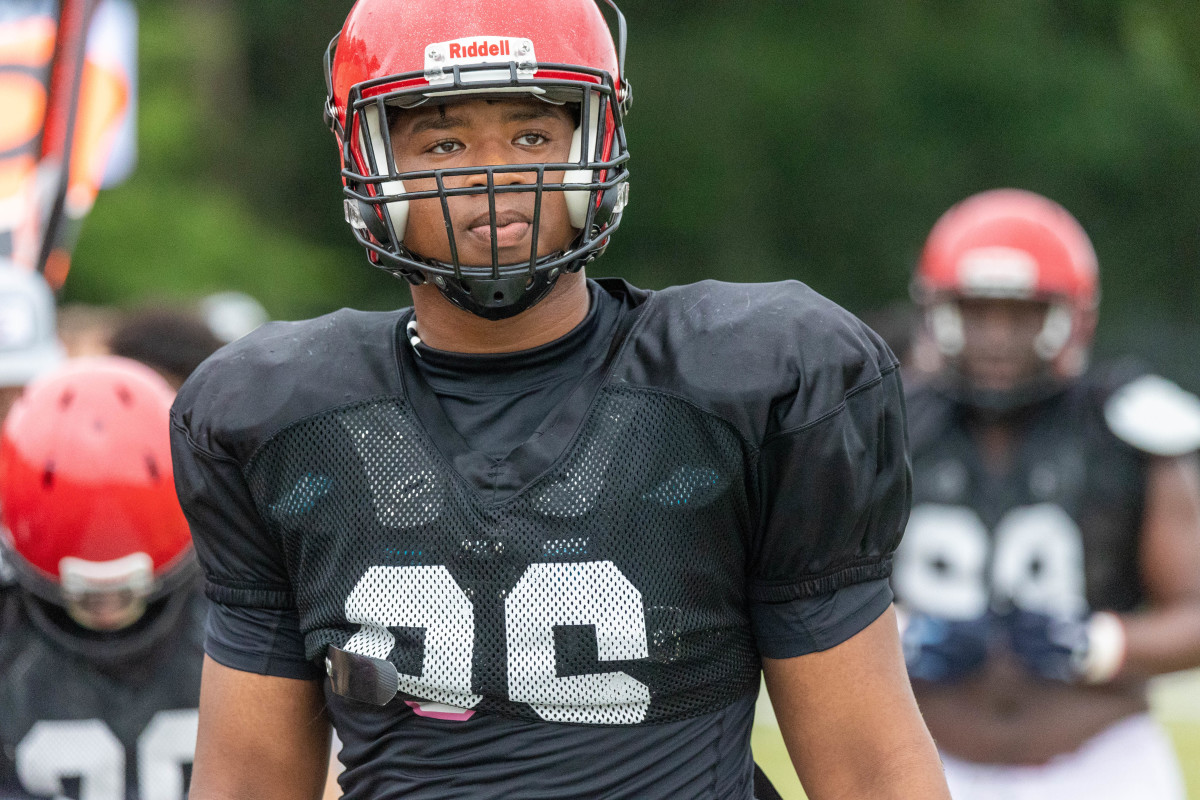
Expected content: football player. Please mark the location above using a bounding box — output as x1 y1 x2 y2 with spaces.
895 189 1200 799
0 357 205 800
171 2 950 798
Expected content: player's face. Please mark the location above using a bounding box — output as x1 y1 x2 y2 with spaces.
389 98 578 266
957 297 1051 392
65 588 148 631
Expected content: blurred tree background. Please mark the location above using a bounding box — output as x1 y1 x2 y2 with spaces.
64 0 1200 386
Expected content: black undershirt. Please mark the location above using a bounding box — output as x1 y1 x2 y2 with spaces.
409 280 622 460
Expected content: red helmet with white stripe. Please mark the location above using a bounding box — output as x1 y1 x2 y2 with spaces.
325 0 632 320
0 356 193 631
914 189 1099 377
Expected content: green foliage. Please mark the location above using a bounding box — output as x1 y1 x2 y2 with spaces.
611 1 1200 323
67 0 1200 379
67 1 408 318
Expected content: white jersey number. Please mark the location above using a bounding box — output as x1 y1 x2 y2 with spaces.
343 561 650 724
344 565 482 711
506 562 650 724
895 502 1087 618
15 710 198 800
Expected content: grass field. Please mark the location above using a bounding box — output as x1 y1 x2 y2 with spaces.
751 671 1200 799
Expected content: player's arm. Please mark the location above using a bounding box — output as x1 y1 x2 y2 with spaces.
191 656 332 800
1118 453 1200 677
764 606 950 800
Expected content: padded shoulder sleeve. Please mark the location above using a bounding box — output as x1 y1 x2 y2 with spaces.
1104 374 1200 457
170 308 405 610
749 361 910 602
170 415 294 610
615 280 900 442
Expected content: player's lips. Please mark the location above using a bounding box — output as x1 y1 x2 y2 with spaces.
464 210 532 249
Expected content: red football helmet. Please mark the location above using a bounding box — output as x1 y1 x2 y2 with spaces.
914 189 1099 377
0 356 193 631
325 0 632 320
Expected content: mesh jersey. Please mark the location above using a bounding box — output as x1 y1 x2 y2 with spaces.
0 587 205 800
171 278 908 797
894 370 1148 621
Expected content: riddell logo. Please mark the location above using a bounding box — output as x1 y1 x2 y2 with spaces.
448 39 511 59
426 37 536 83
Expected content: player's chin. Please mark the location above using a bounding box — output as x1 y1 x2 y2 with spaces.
965 363 1034 393
452 228 551 266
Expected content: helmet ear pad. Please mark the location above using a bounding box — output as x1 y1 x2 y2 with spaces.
359 104 409 245
928 302 965 357
1033 303 1074 361
564 95 610 231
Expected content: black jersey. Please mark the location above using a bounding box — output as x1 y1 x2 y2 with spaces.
171 278 909 799
0 586 205 800
893 373 1148 621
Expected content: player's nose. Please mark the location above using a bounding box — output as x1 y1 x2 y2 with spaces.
463 140 537 188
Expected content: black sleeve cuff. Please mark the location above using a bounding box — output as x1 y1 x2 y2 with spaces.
749 578 893 659
204 600 324 680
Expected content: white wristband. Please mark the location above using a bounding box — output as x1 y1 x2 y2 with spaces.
1081 611 1127 684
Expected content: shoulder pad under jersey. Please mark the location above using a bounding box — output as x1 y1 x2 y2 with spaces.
1104 374 1200 456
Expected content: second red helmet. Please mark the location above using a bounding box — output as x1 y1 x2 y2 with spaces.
914 189 1099 373
0 356 193 628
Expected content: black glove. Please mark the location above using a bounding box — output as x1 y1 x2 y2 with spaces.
901 611 994 684
1002 606 1090 683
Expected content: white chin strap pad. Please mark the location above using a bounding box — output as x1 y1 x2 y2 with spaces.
564 95 602 230
1033 303 1073 361
363 105 409 241
929 302 965 357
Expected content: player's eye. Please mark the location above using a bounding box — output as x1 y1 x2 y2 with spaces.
515 132 548 147
428 139 462 155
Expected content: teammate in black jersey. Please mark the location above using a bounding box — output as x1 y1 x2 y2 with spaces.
0 357 205 800
894 189 1200 799
172 1 950 798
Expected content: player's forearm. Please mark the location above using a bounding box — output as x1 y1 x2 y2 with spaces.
1117 602 1200 677
765 609 952 799
192 658 332 800
800 735 951 800
192 755 330 800
191 740 332 800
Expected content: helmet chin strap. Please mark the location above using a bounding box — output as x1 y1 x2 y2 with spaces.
946 373 1068 417
401 247 578 321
